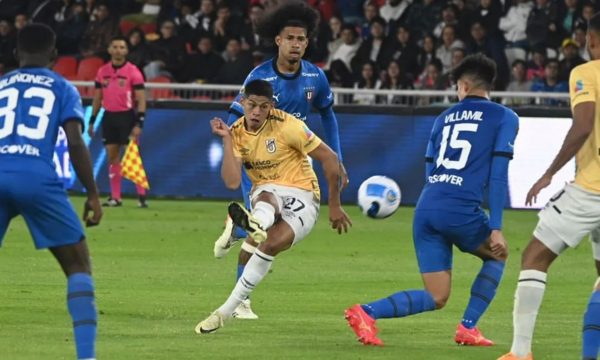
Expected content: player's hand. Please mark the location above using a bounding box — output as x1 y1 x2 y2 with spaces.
130 125 142 139
526 173 552 206
329 206 352 234
489 229 508 258
83 195 102 227
338 161 349 191
210 117 231 138
87 126 94 138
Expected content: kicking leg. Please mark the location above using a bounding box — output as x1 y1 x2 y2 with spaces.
50 239 97 360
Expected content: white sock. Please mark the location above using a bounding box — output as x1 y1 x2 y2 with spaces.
252 202 275 230
511 269 547 357
217 249 274 317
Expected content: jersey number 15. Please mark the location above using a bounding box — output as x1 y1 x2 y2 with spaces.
436 123 479 170
0 87 55 140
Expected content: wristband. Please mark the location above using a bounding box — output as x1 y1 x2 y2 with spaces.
135 112 145 128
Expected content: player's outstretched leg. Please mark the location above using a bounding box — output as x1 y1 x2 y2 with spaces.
227 202 267 243
345 289 436 346
455 259 505 346
213 171 252 258
582 281 600 359
50 240 97 360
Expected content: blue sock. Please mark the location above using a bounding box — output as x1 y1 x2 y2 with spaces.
583 290 600 359
67 273 97 360
234 225 247 239
461 260 505 329
236 264 245 282
361 289 435 319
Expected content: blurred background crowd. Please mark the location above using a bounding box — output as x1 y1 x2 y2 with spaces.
0 0 591 103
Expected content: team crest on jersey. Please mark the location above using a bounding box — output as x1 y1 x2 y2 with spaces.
118 78 126 87
265 138 276 153
305 89 313 100
102 79 109 87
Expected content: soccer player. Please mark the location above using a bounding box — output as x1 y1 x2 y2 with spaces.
0 24 102 359
344 54 518 347
212 0 348 320
88 36 148 208
499 13 600 360
195 79 351 334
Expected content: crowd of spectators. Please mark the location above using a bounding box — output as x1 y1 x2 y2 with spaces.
0 0 594 104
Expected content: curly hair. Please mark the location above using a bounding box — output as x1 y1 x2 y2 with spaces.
255 1 320 40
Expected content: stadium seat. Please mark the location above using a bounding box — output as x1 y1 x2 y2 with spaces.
119 19 137 36
53 56 78 77
148 76 178 99
140 22 157 34
77 56 105 81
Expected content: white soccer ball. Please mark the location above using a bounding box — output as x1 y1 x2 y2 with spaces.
357 176 401 219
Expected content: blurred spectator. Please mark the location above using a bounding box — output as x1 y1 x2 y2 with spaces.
195 0 217 36
351 17 388 75
378 59 414 104
180 35 224 83
172 0 201 48
79 3 119 58
472 0 503 39
353 60 381 105
127 28 152 72
433 4 466 40
308 0 337 22
56 1 89 55
531 58 569 105
526 0 560 48
439 47 465 88
499 0 533 50
27 0 59 24
436 25 465 74
14 13 29 31
404 0 443 40
380 0 412 36
575 1 596 30
527 45 547 80
416 33 437 75
415 58 445 104
573 25 590 60
327 24 361 73
339 0 366 25
0 19 17 75
504 59 533 105
212 4 242 52
214 38 253 84
379 24 420 78
144 20 186 80
54 0 74 24
327 59 355 89
560 0 579 34
84 0 96 20
240 4 271 55
467 21 509 89
325 16 344 58
559 38 585 81
360 1 380 39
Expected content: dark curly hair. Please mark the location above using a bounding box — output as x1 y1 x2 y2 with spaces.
255 1 320 40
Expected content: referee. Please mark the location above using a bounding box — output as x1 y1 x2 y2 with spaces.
88 36 148 208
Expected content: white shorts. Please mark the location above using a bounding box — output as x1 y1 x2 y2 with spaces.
251 184 319 244
534 183 600 257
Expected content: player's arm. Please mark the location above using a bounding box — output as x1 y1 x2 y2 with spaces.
308 142 352 234
88 85 102 137
210 117 242 189
131 70 146 137
527 66 596 204
64 120 102 226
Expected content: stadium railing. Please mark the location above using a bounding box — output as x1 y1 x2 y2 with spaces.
71 81 571 107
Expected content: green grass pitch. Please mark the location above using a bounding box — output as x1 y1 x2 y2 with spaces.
0 197 592 359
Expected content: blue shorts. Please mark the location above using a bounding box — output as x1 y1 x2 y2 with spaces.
0 171 84 249
413 208 491 273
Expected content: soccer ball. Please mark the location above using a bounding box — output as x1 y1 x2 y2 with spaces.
357 176 401 219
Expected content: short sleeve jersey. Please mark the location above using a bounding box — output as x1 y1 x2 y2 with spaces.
569 61 600 192
0 68 84 173
95 61 144 112
230 109 322 199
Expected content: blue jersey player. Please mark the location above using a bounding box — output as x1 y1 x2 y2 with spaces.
345 54 518 347
0 24 102 359
212 2 348 319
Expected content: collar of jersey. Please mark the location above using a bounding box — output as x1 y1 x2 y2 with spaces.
271 57 302 80
464 95 488 101
243 115 269 135
111 61 127 70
